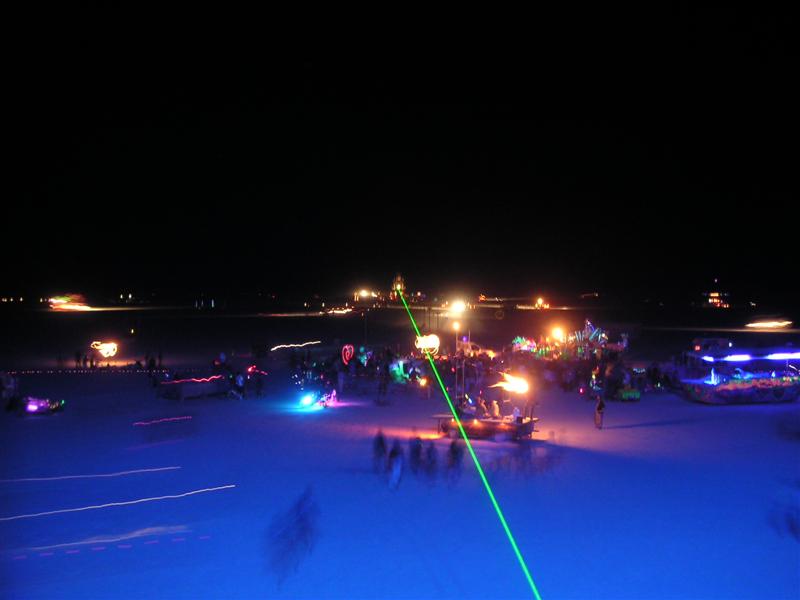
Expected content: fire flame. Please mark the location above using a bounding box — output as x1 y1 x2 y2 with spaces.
90 341 118 358
490 372 530 394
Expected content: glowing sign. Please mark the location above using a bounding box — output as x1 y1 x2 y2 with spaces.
270 340 321 352
490 372 530 394
415 334 440 355
341 344 355 365
90 341 118 358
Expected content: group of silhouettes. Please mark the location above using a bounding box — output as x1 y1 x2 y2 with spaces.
372 428 465 489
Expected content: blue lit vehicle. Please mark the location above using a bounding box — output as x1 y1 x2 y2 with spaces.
681 347 800 404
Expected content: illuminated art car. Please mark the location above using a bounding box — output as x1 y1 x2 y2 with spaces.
20 396 65 415
435 414 537 441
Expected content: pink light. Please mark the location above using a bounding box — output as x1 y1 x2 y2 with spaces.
342 344 355 365
133 416 193 426
161 375 223 385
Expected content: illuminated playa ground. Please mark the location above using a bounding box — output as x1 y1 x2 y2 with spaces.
2 374 798 599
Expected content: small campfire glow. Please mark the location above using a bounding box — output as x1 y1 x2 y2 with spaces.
90 341 118 358
490 372 530 394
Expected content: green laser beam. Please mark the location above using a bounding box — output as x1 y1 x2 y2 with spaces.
399 292 542 600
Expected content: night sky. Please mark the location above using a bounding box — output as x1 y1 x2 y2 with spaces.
8 10 797 303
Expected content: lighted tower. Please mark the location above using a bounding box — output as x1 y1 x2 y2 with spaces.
390 274 405 300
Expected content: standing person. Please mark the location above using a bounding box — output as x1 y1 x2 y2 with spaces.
337 360 346 396
594 396 606 429
447 439 464 484
424 441 438 482
490 399 501 419
376 363 389 405
373 429 387 473
388 440 404 489
74 350 81 370
157 350 163 369
408 429 423 474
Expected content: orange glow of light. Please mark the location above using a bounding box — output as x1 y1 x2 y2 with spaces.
418 377 428 387
90 341 118 358
745 320 792 329
490 372 530 394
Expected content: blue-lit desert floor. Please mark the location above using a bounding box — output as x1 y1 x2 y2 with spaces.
2 373 798 599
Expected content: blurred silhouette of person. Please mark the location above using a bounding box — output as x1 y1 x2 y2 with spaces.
408 429 423 474
594 396 605 429
388 440 404 489
424 441 438 481
373 429 387 473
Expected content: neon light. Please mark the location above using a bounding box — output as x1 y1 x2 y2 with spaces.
133 417 193 426
399 292 541 600
765 352 800 360
490 372 530 394
26 402 39 412
0 484 237 522
722 354 752 362
300 394 315 407
270 340 321 351
160 375 223 385
342 344 355 365
90 341 118 357
415 334 440 354
701 356 715 363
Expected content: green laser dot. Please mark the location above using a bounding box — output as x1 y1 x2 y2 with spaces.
399 292 542 600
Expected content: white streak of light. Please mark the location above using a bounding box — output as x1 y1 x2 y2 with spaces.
0 484 236 521
0 466 181 483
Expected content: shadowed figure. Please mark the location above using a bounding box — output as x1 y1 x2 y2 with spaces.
266 486 320 586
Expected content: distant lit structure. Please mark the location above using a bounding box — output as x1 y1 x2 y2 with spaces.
389 274 406 300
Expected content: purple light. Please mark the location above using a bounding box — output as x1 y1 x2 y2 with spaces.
701 355 715 363
765 352 800 361
722 354 752 362
26 402 38 413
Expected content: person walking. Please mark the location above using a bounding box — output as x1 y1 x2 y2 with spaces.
594 396 605 429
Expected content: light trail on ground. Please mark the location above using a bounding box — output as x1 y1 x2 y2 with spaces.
0 466 181 483
0 484 236 521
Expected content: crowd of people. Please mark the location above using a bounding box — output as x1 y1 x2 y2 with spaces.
373 428 464 489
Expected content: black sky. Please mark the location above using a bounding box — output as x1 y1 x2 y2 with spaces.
8 9 797 303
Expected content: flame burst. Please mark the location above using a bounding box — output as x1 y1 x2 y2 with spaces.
490 372 530 394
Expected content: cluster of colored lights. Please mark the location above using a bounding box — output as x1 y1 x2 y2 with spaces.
398 292 541 599
50 295 93 311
